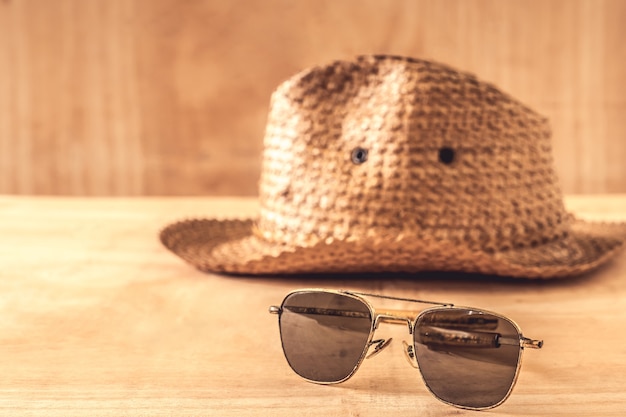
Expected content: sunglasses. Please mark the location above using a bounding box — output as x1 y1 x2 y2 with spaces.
269 289 543 410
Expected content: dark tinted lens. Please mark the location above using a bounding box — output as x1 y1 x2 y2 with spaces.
414 308 522 409
279 291 373 383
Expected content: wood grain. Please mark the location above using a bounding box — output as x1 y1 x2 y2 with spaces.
1 0 625 195
0 195 625 415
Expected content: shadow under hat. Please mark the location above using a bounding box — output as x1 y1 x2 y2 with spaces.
160 55 626 278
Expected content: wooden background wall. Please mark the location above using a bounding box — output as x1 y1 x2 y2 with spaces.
1 0 625 196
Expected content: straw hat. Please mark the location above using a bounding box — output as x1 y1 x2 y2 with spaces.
160 55 626 278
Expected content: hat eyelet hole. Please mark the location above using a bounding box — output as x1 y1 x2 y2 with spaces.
351 147 368 165
438 147 456 165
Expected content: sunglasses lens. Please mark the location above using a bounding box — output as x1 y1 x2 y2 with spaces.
279 291 372 383
414 308 522 409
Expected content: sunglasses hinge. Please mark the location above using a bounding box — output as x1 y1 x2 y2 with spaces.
268 305 281 315
521 337 544 349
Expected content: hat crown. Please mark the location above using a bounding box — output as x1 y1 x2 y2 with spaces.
257 55 568 252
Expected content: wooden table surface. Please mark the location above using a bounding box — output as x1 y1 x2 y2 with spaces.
1 195 625 416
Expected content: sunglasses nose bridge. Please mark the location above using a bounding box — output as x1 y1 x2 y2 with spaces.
374 314 413 334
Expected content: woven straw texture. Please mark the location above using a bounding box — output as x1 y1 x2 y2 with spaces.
161 55 626 278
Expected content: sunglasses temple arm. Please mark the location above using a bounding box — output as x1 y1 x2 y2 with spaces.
521 336 544 349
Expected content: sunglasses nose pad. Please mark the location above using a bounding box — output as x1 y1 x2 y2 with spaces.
402 340 418 369
366 338 393 359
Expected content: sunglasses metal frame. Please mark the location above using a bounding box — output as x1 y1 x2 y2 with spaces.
269 288 543 411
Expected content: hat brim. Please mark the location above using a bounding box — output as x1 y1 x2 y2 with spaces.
159 217 626 279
